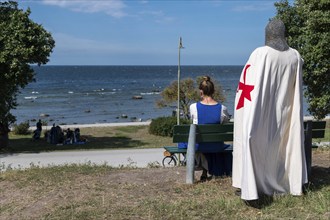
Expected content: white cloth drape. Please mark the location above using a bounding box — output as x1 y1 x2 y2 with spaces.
232 46 307 200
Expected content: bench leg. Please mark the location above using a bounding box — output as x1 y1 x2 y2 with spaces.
305 121 312 180
186 124 196 184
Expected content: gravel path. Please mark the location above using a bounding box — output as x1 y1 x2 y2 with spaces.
1 148 165 171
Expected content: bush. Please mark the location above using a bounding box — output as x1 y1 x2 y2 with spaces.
13 121 30 135
149 116 190 137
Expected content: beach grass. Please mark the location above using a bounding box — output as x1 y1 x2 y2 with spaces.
1 151 329 219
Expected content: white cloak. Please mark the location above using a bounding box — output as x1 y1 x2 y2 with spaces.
232 46 308 200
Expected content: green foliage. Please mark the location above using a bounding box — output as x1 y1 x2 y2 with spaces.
157 76 225 119
12 121 30 135
274 0 330 119
149 116 190 137
0 1 55 141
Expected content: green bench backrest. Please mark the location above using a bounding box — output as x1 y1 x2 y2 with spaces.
172 121 326 144
304 121 326 138
173 123 234 143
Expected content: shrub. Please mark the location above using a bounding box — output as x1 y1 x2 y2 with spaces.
12 121 30 135
149 116 190 137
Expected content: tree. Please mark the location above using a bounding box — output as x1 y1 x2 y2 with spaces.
157 76 225 120
274 0 330 119
0 1 55 148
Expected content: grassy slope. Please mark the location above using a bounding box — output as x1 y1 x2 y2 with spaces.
0 154 329 219
1 123 329 219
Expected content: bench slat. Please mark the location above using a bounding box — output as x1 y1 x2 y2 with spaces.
164 146 187 154
164 145 233 154
196 133 233 142
173 124 234 134
304 121 326 129
173 133 233 143
173 134 190 143
173 125 190 134
196 124 234 133
311 130 326 138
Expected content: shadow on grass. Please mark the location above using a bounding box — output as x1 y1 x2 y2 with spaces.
1 135 148 155
240 166 330 209
244 195 274 209
306 166 330 191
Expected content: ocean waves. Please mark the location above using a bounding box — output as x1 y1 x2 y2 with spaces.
12 65 310 125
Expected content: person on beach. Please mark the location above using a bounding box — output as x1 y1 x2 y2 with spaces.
49 124 57 144
65 128 74 144
232 19 307 201
33 119 42 140
190 76 231 181
36 119 42 132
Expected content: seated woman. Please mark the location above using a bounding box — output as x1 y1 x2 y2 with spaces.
190 76 232 180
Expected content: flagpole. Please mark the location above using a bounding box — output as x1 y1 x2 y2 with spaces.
177 37 183 125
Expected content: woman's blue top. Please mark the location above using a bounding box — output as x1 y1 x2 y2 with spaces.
196 102 227 153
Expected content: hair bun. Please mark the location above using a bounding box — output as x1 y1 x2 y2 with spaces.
203 76 210 81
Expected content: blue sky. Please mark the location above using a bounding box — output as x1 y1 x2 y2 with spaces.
16 0 287 65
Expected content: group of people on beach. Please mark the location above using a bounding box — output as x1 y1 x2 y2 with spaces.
190 19 307 201
33 122 85 145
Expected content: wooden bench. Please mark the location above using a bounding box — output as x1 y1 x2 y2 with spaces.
162 123 234 169
175 123 234 183
162 120 327 181
304 120 327 178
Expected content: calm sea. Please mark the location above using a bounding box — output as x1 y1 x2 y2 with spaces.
11 65 309 125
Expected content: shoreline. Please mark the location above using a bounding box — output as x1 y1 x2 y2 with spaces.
26 115 330 131
28 121 152 131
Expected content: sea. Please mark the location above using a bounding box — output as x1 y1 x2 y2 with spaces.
11 65 310 126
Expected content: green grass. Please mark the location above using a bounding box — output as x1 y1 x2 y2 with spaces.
4 125 173 153
1 123 329 219
4 120 330 153
1 161 329 219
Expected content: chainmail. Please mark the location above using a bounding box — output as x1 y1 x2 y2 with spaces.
265 19 289 51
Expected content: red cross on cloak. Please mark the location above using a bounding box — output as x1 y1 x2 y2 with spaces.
236 64 254 110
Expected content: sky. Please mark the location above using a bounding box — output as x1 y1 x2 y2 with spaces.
14 0 290 65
